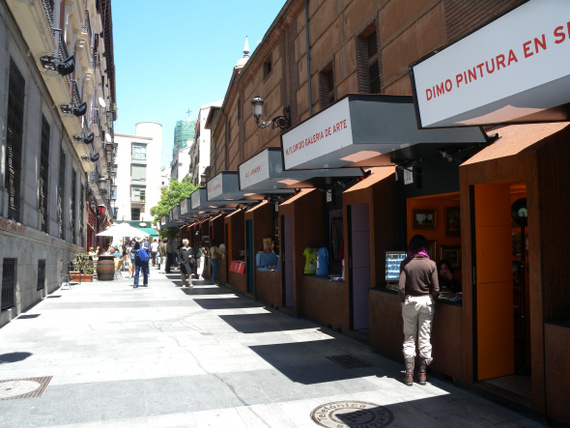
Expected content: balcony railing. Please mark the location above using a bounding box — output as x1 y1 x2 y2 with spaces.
82 10 92 42
40 0 55 28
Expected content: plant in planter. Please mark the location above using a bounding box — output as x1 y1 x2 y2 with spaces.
70 252 94 282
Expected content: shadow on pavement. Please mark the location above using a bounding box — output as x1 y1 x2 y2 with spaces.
192 297 265 310
0 351 32 364
220 313 316 333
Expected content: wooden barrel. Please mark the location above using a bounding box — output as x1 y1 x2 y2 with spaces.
97 256 115 281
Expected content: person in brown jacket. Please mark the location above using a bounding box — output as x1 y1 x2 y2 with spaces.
398 234 439 386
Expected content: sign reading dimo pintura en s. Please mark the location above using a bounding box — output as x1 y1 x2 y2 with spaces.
410 0 570 128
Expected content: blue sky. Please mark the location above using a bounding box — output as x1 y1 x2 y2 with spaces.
112 1 286 168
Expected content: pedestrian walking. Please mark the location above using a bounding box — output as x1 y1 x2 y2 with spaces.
195 239 206 279
133 238 150 288
158 238 167 272
178 239 194 287
398 234 439 386
166 238 174 273
127 239 136 278
150 238 159 267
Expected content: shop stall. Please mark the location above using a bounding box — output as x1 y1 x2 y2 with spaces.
279 189 351 329
459 122 570 418
224 209 245 292
238 148 362 313
204 214 223 282
244 201 281 305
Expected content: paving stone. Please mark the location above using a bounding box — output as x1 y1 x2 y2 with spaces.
0 269 547 427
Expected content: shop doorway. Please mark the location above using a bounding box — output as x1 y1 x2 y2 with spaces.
348 203 370 331
473 182 531 399
281 214 294 308
246 220 254 294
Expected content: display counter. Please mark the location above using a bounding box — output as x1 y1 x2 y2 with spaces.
300 274 348 331
369 287 464 380
255 270 282 307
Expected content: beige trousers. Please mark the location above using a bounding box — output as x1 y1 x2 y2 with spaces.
402 294 434 362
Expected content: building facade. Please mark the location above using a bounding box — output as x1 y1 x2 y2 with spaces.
0 0 116 327
170 0 570 424
170 145 191 183
189 100 222 186
114 122 162 222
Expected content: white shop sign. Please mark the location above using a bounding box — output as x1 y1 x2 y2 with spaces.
239 151 272 189
282 97 352 170
207 174 223 200
410 0 570 128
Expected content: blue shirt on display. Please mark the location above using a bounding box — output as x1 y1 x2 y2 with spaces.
316 246 330 276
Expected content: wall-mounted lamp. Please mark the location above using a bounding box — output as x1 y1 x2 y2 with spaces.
60 102 87 117
73 133 94 144
200 173 206 188
82 153 100 162
89 200 96 212
251 95 291 130
39 54 75 76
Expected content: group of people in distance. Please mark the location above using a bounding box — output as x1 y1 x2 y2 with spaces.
398 234 461 386
103 236 221 289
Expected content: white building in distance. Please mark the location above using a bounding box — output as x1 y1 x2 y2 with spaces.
114 122 163 222
170 145 191 183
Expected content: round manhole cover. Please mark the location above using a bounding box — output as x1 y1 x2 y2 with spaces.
0 380 41 399
311 401 393 428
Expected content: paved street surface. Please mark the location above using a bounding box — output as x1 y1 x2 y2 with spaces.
0 266 547 427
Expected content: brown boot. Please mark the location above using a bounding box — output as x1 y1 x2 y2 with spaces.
404 357 415 386
418 358 428 385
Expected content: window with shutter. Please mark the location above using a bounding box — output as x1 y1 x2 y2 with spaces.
40 117 50 232
5 59 25 222
58 150 66 240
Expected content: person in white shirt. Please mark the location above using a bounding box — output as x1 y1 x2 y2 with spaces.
150 238 159 267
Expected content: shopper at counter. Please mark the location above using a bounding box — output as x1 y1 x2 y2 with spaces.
398 234 439 386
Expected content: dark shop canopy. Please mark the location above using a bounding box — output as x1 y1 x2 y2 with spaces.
280 94 489 170
238 147 365 193
207 171 264 202
180 197 234 221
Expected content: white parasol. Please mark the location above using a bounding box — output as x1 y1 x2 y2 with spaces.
96 222 150 240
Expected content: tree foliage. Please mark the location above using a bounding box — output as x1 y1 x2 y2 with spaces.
150 176 197 237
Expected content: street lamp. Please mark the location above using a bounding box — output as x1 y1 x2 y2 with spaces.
251 95 291 130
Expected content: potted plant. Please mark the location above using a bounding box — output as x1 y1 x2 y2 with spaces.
70 252 94 282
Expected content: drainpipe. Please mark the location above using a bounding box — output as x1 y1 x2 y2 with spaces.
224 111 229 170
305 0 313 117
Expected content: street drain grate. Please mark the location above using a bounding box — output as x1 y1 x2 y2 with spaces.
327 354 372 369
311 401 393 427
18 314 41 319
0 376 52 401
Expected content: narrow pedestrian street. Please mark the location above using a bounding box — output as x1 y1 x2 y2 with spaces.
0 268 545 427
